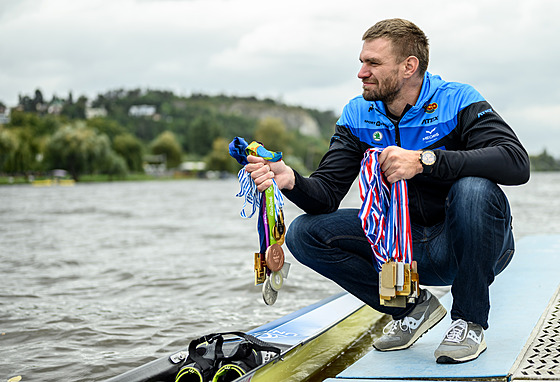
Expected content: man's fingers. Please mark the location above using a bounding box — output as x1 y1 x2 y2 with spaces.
250 164 271 180
256 178 274 192
247 155 265 164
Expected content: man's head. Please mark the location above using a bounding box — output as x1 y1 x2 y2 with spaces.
362 18 429 76
358 19 429 106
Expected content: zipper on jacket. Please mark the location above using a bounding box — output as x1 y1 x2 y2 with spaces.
394 123 401 147
376 103 412 147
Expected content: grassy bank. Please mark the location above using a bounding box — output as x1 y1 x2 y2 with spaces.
0 172 207 186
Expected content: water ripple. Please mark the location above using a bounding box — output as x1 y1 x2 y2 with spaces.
1 175 557 381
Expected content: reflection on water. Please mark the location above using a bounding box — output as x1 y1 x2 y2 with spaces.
0 172 558 381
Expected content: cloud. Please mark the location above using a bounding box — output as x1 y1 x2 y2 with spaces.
0 0 558 154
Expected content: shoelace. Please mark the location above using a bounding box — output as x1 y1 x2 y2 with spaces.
443 319 468 343
383 316 415 335
383 320 400 335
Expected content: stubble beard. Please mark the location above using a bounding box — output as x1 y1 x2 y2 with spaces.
362 72 401 104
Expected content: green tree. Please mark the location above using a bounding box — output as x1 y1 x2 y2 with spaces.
254 117 291 154
530 149 560 171
37 114 61 136
61 94 87 119
205 137 241 173
32 89 46 113
4 111 56 173
99 150 128 179
290 133 329 172
86 117 127 140
2 127 36 174
0 127 18 172
113 133 144 172
150 131 182 168
186 115 224 156
8 110 41 130
45 123 116 180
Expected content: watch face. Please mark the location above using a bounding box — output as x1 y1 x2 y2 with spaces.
421 151 436 166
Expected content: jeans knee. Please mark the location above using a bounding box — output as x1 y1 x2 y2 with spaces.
447 177 507 216
286 214 309 262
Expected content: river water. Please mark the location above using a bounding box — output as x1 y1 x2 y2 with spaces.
1 172 560 381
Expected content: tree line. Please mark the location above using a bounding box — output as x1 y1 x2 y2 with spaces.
529 149 560 171
0 88 556 182
0 89 335 181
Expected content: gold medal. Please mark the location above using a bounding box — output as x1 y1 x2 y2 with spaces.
254 253 267 285
272 209 286 245
379 260 419 307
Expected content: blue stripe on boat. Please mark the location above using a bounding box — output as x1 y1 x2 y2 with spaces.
248 291 365 346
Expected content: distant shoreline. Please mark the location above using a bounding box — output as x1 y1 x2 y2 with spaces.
0 172 231 186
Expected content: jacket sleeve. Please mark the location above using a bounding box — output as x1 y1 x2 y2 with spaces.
282 125 368 214
430 101 530 185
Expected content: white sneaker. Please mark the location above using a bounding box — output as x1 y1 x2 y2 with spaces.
373 290 447 351
434 319 487 363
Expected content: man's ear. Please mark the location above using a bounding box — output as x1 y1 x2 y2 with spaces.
403 56 420 78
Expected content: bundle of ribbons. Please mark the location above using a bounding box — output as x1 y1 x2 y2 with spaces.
358 148 420 307
229 137 289 306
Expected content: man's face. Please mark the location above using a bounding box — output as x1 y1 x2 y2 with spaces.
358 38 404 104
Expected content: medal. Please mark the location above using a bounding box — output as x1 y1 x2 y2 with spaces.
262 277 278 305
254 253 267 285
358 149 418 307
379 260 419 307
229 137 289 305
270 271 284 291
272 209 286 245
265 243 284 272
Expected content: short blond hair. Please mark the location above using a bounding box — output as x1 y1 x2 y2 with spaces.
362 18 429 76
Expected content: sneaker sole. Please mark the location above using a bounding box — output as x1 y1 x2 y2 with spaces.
436 341 487 364
374 304 447 352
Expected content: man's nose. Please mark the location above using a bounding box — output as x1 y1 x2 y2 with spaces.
358 64 370 79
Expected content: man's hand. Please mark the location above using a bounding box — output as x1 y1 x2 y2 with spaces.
245 155 295 192
378 146 423 183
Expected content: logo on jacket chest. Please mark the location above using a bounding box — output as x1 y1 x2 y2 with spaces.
422 102 439 125
421 115 438 125
423 102 438 113
422 127 440 142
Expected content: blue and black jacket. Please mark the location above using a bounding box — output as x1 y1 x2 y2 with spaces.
284 72 530 226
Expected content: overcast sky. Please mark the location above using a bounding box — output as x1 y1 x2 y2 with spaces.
1 0 558 155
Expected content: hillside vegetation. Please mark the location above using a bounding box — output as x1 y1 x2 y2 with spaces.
0 88 555 183
0 89 337 181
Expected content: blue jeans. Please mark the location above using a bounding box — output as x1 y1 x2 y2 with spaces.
286 177 514 329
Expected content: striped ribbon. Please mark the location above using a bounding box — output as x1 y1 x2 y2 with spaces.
229 137 284 220
358 148 413 272
235 168 284 219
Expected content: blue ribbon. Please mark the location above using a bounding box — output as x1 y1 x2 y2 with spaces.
229 137 250 165
229 137 283 165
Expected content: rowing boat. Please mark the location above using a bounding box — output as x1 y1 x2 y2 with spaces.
106 292 383 382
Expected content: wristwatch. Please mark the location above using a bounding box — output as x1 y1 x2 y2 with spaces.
419 150 436 174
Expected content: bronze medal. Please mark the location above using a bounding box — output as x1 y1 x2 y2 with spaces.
265 243 284 272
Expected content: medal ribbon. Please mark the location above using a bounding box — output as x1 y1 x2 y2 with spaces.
358 148 413 272
229 137 284 253
229 137 284 219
